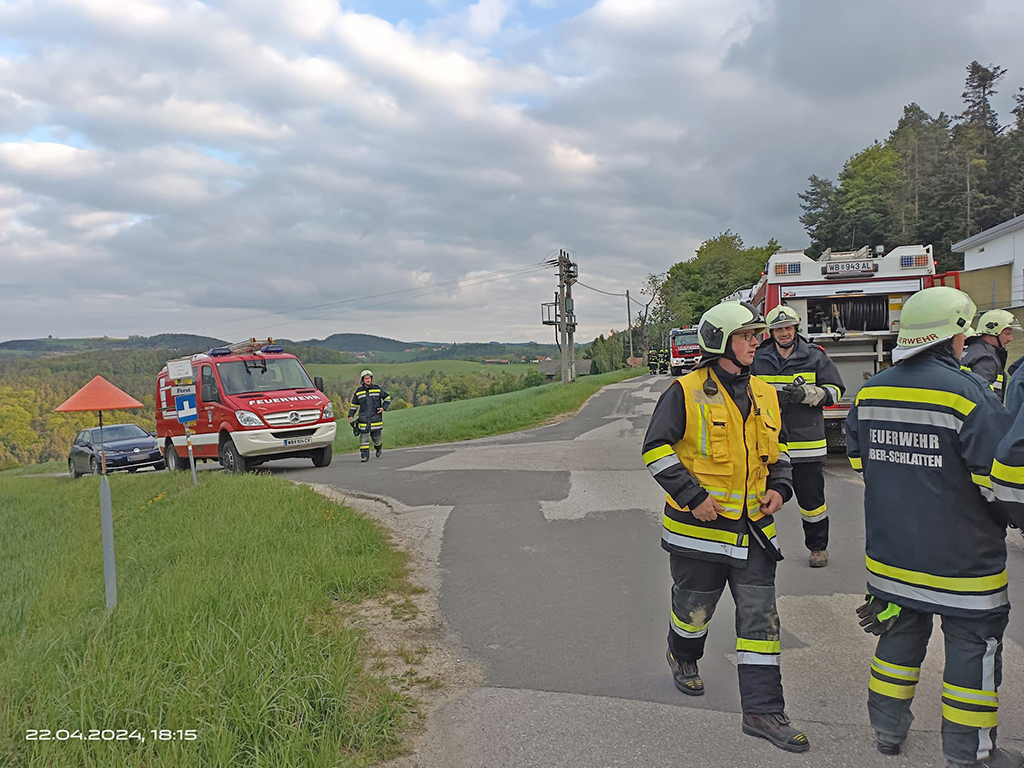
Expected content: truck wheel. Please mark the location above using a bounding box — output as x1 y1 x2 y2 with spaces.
69 458 81 479
670 366 682 377
220 439 248 473
165 442 184 471
312 444 333 468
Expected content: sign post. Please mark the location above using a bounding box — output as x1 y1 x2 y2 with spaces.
55 375 144 610
169 358 199 487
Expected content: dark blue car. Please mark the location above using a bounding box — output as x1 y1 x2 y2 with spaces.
68 424 165 478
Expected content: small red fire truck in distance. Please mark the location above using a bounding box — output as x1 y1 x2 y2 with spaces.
746 244 959 446
668 327 701 376
156 339 337 472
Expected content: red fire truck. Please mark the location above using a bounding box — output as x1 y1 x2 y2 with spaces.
746 244 959 446
668 327 701 375
156 339 337 472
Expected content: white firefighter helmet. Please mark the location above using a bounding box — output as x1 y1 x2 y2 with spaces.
360 369 373 379
765 305 801 331
697 301 767 356
976 309 1022 338
892 286 976 362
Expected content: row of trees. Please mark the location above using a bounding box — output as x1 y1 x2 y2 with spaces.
322 368 547 410
800 61 1024 271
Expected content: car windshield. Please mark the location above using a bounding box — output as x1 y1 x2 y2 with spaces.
216 358 314 396
672 331 698 347
91 424 149 443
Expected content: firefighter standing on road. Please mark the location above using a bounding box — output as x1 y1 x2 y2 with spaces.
846 286 1022 767
347 370 392 462
753 305 845 568
642 302 809 754
961 309 1021 402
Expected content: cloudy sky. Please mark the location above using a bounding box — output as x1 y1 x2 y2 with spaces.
2 0 1024 344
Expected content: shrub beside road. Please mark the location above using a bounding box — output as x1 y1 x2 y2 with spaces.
0 472 417 768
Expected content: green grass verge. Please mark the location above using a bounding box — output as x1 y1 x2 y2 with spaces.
335 367 646 452
0 472 415 768
307 360 539 382
0 459 66 477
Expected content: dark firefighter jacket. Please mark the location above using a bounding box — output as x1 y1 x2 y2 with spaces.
642 363 793 567
961 336 1008 401
992 405 1024 526
348 385 392 429
752 335 845 463
846 347 1014 617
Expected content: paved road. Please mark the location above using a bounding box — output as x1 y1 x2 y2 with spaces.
274 376 1024 767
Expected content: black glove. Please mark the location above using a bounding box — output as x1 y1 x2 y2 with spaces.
779 383 803 405
856 594 902 635
351 423 360 438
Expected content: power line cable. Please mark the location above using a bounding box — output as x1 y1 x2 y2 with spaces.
575 280 627 298
245 264 552 335
170 260 552 335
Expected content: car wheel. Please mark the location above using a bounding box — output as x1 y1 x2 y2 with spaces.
165 442 183 471
69 458 81 479
89 457 100 475
312 444 333 468
220 439 248 473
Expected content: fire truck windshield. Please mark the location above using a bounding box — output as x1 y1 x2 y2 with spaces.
216 358 314 395
672 330 698 347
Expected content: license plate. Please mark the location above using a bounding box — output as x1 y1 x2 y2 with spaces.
284 437 313 447
128 453 150 461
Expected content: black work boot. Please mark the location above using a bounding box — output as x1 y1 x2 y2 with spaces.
375 444 382 458
666 648 704 696
876 735 903 756
742 712 810 753
360 452 369 463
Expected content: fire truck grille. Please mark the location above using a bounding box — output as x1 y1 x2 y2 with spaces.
264 409 321 427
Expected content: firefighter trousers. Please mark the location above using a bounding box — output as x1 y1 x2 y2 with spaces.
668 540 785 713
792 461 828 551
868 606 1008 766
358 425 382 458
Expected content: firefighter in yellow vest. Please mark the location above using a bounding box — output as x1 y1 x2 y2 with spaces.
642 302 807 754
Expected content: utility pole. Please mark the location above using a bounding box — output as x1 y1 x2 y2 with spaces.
625 289 634 365
558 254 569 384
564 252 577 381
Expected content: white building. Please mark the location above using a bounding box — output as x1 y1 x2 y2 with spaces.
953 213 1024 312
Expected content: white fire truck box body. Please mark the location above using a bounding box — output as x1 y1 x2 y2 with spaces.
748 245 954 439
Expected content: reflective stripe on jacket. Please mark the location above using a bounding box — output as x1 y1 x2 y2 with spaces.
991 407 1024 528
846 350 1013 616
753 335 845 462
348 386 392 427
643 368 791 567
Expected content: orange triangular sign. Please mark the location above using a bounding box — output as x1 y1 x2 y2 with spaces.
55 375 144 412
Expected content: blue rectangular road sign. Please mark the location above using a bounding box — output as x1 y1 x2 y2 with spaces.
175 394 198 424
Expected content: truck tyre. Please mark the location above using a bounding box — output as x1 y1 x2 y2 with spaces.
165 442 184 471
670 366 682 377
220 438 248 473
312 444 333 468
69 458 81 479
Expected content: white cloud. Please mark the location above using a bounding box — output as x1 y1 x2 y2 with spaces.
467 0 510 39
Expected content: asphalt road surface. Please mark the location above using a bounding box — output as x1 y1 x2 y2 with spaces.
275 375 1024 768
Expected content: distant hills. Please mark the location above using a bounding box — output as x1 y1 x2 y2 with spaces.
0 332 565 363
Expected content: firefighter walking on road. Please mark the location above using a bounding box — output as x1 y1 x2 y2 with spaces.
642 302 810 754
753 305 845 568
846 286 1022 767
347 370 392 462
961 309 1021 402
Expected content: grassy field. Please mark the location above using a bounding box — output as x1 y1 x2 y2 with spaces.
0 459 66 477
334 367 646 453
0 472 416 768
307 360 539 382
